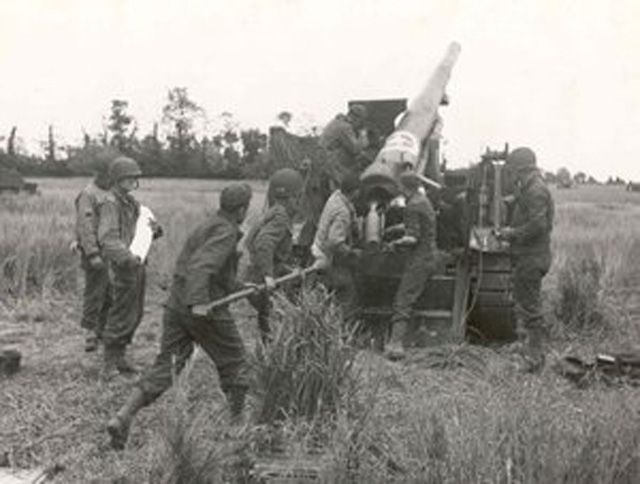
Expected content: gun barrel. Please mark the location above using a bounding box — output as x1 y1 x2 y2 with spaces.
361 42 461 196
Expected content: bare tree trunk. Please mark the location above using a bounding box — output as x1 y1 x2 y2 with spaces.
7 126 17 156
47 125 56 162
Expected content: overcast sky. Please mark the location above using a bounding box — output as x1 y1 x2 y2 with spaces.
1 0 639 180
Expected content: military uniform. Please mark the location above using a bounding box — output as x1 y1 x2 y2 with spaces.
509 171 554 340
312 189 360 323
390 190 438 349
97 188 146 354
75 179 111 342
138 210 248 403
320 114 365 185
244 203 293 343
107 184 253 450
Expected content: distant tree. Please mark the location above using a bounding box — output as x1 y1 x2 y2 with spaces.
7 126 17 156
573 171 586 184
556 167 572 188
107 99 135 154
586 175 599 185
46 125 57 162
543 171 557 184
606 176 626 185
162 87 205 161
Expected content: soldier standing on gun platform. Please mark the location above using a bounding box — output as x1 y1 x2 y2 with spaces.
385 173 438 361
311 172 362 326
74 152 114 352
496 147 554 372
98 156 160 378
107 184 252 450
320 103 369 187
244 168 304 345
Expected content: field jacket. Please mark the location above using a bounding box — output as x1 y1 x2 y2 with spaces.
166 210 243 312
97 188 140 266
312 189 358 264
320 114 364 183
404 190 437 259
244 203 293 282
510 172 554 256
74 179 111 258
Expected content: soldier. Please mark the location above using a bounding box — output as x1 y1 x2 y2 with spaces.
74 153 114 352
497 147 554 372
385 173 438 361
311 172 362 325
98 156 157 378
244 168 304 345
107 184 253 450
320 103 369 186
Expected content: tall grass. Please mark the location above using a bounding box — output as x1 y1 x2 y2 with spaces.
546 197 640 343
0 194 78 299
251 285 358 425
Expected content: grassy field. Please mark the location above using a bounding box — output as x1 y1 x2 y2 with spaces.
1 179 639 483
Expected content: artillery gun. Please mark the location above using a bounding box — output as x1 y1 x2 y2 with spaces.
348 42 517 348
265 42 517 348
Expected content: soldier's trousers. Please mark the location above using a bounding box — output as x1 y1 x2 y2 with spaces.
80 257 111 336
391 254 437 344
137 307 248 403
321 265 358 326
102 263 146 349
512 252 551 334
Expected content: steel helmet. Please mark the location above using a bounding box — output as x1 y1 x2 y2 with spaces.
348 103 368 121
220 183 253 211
506 147 537 172
268 168 304 199
109 156 142 182
90 147 120 174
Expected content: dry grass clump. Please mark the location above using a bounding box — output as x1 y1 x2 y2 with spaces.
251 285 359 426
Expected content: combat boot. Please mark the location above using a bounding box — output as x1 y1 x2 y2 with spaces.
85 330 99 353
107 387 147 450
102 345 121 379
384 320 407 361
521 327 546 373
114 347 138 375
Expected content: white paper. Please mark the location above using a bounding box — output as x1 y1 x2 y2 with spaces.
129 205 155 262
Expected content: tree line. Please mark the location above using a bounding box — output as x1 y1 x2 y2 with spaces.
1 87 280 180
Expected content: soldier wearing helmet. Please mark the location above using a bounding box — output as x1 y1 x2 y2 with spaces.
108 183 253 450
385 171 438 361
497 147 555 372
320 103 370 187
244 168 304 345
97 156 160 378
73 148 118 352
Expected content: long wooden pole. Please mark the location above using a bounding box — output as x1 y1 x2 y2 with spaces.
203 267 317 312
